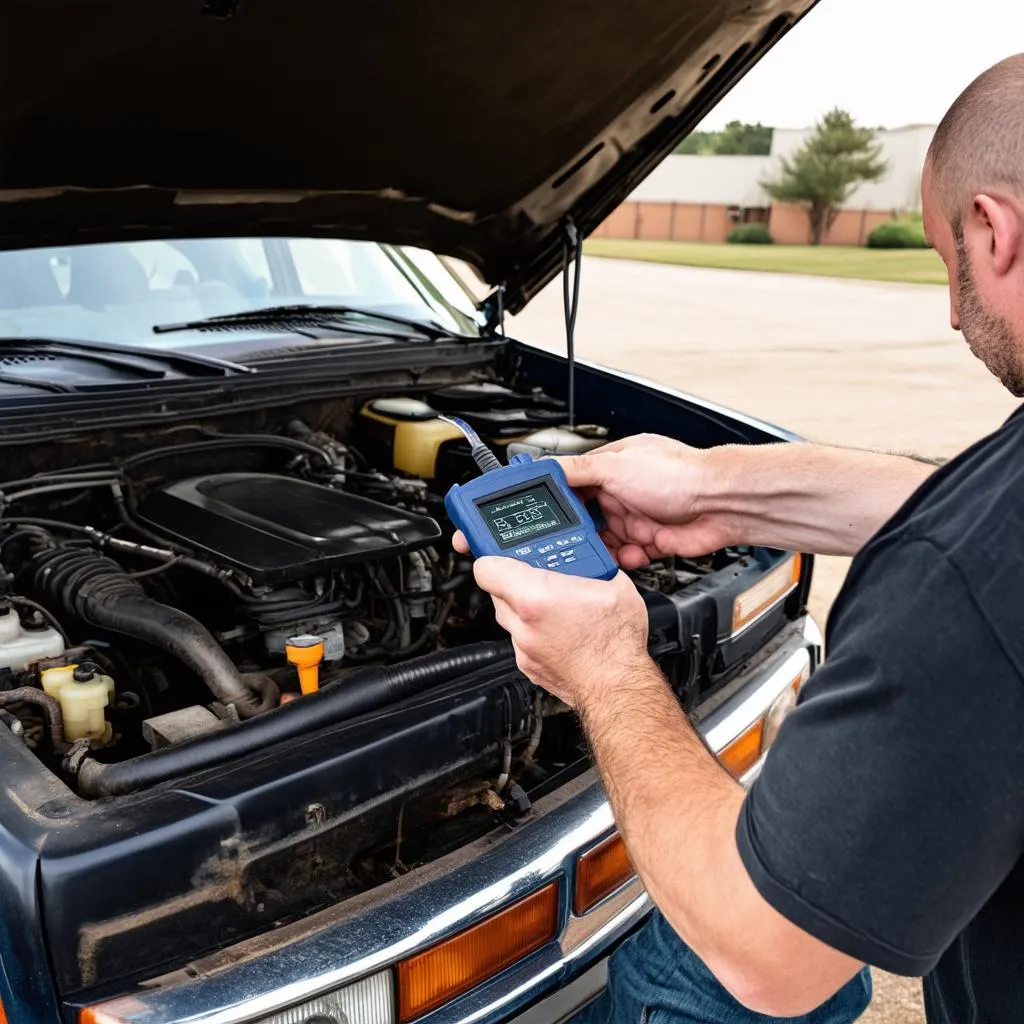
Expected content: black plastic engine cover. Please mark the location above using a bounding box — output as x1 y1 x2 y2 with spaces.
137 473 442 584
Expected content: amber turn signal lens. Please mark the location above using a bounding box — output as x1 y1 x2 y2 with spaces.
1 998 8 1024
574 832 636 915
731 554 802 635
397 883 559 1022
718 717 765 778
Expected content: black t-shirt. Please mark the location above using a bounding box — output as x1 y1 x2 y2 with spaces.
736 405 1024 1024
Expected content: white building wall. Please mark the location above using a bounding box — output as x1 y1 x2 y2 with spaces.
628 154 771 206
627 124 935 213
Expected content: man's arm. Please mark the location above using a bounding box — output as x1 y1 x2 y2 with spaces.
699 442 938 556
474 560 864 1015
555 437 936 564
582 657 864 1015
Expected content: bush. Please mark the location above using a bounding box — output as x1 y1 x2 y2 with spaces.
867 220 929 249
727 224 774 245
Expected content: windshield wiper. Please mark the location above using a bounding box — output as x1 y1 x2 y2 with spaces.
0 337 254 379
151 303 463 341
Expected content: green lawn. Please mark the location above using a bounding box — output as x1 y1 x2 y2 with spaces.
584 238 947 286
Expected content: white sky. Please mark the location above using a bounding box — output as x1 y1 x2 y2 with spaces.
698 0 1024 130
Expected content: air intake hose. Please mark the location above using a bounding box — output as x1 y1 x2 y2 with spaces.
74 640 515 798
27 549 277 718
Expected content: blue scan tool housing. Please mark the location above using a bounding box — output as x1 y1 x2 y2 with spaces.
445 453 618 580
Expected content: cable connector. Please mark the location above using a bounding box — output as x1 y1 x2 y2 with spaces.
438 416 503 474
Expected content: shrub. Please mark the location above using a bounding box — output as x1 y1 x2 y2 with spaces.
867 220 929 249
727 224 774 245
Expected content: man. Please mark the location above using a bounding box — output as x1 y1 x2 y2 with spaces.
458 55 1024 1024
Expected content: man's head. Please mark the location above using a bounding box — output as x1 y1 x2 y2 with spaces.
923 54 1024 395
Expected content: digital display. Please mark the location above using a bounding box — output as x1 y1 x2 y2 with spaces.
476 481 574 548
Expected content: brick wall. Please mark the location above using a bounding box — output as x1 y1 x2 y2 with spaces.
596 201 895 246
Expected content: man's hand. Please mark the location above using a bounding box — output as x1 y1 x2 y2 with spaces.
555 435 738 566
472 556 650 708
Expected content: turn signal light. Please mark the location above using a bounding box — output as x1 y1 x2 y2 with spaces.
731 554 802 635
718 718 766 778
397 883 559 1022
1 997 8 1024
574 832 636 915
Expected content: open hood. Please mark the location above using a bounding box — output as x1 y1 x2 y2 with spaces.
1 0 815 314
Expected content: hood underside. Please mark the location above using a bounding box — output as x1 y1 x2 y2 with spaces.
1 0 816 313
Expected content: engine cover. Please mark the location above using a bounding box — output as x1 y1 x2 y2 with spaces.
137 473 442 585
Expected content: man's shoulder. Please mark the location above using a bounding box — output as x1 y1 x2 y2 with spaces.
856 407 1024 672
886 406 1024 553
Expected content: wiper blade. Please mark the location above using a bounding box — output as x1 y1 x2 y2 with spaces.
0 336 253 379
151 303 461 341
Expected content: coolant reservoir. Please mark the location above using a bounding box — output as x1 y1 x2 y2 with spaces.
40 662 115 742
0 604 64 671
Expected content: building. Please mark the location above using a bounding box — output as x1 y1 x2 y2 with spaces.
591 123 935 246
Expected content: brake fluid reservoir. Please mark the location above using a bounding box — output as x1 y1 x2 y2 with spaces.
40 662 114 742
0 604 64 670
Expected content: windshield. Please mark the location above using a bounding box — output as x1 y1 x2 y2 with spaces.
0 238 481 349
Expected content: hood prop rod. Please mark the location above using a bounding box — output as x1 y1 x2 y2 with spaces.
562 217 583 429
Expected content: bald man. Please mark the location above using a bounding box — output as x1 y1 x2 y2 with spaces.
460 55 1024 1024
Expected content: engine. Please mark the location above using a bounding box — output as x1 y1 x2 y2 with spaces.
0 384 714 799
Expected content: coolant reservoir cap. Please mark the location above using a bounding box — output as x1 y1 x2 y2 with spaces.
73 662 98 682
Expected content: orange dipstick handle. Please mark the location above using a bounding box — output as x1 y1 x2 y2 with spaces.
285 634 325 695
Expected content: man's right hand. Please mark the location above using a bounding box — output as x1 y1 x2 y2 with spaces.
556 435 741 567
454 434 936 564
557 433 938 563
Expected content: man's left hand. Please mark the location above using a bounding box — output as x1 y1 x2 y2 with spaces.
471 555 650 709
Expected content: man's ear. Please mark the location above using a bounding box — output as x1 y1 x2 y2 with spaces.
971 193 1022 276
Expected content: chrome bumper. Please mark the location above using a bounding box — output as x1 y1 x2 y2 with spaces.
81 616 822 1024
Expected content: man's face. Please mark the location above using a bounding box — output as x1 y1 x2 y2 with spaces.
922 164 1024 395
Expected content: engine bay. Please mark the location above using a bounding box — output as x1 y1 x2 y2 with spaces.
0 380 726 805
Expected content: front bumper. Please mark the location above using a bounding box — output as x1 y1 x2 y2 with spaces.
79 616 821 1024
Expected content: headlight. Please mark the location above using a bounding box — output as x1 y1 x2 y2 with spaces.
731 554 802 637
80 972 396 1024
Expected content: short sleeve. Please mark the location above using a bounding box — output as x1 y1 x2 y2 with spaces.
736 537 1024 976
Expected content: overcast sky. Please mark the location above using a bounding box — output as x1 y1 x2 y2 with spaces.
699 0 1024 130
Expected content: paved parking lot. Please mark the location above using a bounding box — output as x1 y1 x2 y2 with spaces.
511 256 1020 1024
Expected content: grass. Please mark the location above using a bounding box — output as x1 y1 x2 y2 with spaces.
584 238 947 286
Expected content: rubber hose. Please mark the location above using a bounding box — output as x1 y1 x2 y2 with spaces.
76 640 513 798
27 549 277 718
0 687 68 752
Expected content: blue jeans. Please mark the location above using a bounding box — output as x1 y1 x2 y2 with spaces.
570 911 872 1024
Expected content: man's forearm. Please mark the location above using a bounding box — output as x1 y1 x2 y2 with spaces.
583 659 865 1014
699 442 936 556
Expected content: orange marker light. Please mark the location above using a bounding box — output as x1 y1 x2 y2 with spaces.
285 634 325 695
574 832 636 915
1 997 7 1024
718 718 765 778
397 883 559 1022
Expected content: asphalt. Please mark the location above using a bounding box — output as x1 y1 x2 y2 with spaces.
511 256 1021 1024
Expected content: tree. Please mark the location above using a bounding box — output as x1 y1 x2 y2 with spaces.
674 121 773 156
714 120 773 155
674 131 717 155
760 109 888 245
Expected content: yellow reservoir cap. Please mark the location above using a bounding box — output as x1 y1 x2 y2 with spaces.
360 400 465 479
285 634 325 695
